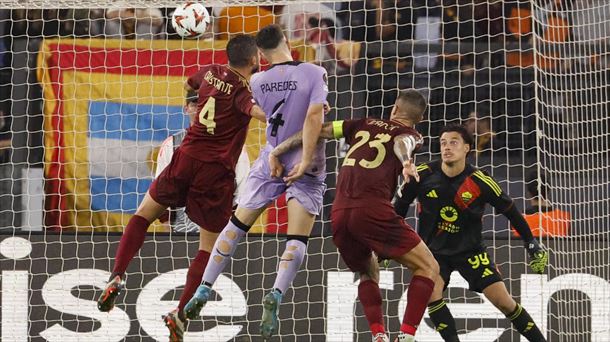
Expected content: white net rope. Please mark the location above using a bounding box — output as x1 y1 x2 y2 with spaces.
532 0 610 341
0 1 607 341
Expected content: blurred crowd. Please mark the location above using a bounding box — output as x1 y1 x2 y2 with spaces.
0 0 607 71
0 0 606 161
0 0 601 233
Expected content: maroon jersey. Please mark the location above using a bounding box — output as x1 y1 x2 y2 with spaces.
333 118 422 210
180 64 255 170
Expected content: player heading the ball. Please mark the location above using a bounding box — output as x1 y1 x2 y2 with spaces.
96 34 266 342
184 24 328 340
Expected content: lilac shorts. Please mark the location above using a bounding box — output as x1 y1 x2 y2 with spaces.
237 149 326 215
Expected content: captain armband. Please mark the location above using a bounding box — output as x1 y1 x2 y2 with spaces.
332 120 344 139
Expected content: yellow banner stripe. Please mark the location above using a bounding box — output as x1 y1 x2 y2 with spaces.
332 120 344 139
473 171 502 196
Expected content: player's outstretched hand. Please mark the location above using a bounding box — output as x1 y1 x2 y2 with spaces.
402 160 420 183
268 153 284 178
526 240 548 274
284 163 306 186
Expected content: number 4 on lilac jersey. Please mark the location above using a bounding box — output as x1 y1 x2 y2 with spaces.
238 61 329 215
251 61 328 146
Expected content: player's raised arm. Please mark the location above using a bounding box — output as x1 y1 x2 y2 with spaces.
282 103 324 183
501 202 548 274
270 121 336 157
394 134 423 182
474 170 549 274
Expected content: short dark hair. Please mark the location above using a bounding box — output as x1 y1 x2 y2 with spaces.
226 34 258 68
439 124 474 148
396 89 427 120
186 90 198 104
526 170 547 198
256 24 285 50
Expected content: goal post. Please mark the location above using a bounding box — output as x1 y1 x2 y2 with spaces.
0 1 608 341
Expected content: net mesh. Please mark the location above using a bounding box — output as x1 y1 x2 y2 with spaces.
532 0 610 340
0 1 607 341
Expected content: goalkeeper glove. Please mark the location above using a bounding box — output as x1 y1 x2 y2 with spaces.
525 239 548 274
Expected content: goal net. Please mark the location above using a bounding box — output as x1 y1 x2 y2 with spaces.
0 1 608 341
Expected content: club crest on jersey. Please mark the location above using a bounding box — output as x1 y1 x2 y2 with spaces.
461 191 473 203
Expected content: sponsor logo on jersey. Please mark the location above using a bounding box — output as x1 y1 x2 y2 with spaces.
427 190 438 198
437 206 460 233
440 206 458 222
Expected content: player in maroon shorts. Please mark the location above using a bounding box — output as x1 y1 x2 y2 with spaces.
269 90 440 342
96 34 266 341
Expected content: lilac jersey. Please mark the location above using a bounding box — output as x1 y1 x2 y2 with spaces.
250 61 328 177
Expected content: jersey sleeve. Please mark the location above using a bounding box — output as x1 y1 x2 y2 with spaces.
338 119 365 145
249 73 261 106
187 68 207 90
155 137 174 178
308 65 329 105
234 84 255 116
472 169 513 213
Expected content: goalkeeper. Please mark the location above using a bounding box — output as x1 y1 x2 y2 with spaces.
394 124 548 342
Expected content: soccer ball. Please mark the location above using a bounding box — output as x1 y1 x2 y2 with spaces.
171 2 211 39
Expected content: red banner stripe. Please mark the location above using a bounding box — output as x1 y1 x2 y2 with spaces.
45 42 228 77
